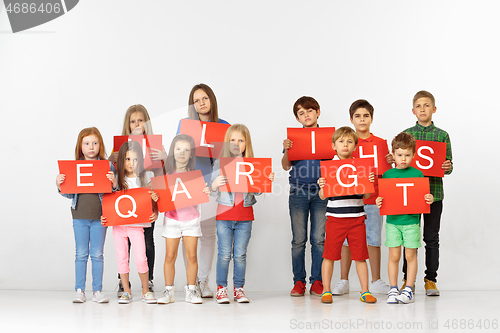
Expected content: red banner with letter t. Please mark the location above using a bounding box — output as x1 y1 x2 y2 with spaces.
378 177 430 215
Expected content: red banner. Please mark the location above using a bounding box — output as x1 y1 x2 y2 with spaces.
113 135 163 170
320 158 374 197
219 157 273 193
151 170 209 213
58 160 112 194
179 119 231 158
102 188 153 226
409 140 447 177
378 177 430 215
287 127 336 161
351 140 391 176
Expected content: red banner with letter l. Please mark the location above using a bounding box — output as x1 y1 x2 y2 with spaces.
409 140 447 177
179 119 231 158
378 177 430 215
351 140 391 176
320 158 374 197
102 188 153 226
58 160 112 194
219 157 273 193
151 170 209 213
286 127 336 161
113 135 163 170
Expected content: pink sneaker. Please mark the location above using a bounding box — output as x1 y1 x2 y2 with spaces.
234 287 250 303
216 286 230 304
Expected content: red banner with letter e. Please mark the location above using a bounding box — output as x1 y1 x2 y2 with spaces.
179 119 231 158
351 140 391 176
320 158 374 197
113 135 163 170
58 160 112 194
151 170 209 213
286 127 336 161
378 177 430 215
102 188 153 226
219 157 273 193
409 140 447 178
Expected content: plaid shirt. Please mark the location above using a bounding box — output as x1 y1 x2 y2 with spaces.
404 122 453 201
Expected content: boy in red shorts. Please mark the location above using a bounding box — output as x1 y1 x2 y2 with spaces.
318 127 376 304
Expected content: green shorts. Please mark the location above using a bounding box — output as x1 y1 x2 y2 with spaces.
385 223 421 249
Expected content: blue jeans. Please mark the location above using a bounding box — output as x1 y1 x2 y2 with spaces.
289 184 327 284
73 219 107 292
216 220 252 288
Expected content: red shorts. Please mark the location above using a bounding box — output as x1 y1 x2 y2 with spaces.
323 215 369 261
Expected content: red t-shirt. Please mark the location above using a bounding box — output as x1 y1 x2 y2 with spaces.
216 192 254 221
357 134 387 205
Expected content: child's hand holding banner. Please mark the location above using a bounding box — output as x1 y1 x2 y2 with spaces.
320 159 374 197
286 127 336 161
102 188 153 226
180 119 231 158
378 177 431 215
58 160 112 194
219 157 273 193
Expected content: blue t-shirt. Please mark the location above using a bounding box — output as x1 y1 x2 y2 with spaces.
288 159 322 189
176 117 230 184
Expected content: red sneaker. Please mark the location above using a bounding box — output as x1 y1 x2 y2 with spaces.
310 280 323 296
290 281 306 297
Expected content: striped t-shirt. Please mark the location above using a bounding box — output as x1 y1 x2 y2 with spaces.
326 194 366 218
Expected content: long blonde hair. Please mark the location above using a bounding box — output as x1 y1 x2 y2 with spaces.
221 124 254 158
121 104 154 135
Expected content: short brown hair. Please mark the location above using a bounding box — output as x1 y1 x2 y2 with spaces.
293 96 320 118
74 127 107 160
391 132 416 153
413 90 435 107
332 126 358 145
349 99 374 118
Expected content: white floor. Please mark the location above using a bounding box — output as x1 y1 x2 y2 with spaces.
1 290 498 333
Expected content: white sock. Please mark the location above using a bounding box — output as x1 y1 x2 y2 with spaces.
188 285 196 290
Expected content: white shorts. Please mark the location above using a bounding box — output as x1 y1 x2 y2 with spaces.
162 215 202 238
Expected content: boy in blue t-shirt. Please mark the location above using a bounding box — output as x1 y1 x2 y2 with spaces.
282 96 327 297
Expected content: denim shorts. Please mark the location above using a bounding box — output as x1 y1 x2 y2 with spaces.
384 223 422 249
343 204 382 247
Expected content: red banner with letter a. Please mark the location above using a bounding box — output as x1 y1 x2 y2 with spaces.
219 157 273 193
58 160 112 194
113 135 163 170
378 177 430 215
151 170 209 213
180 119 231 158
351 140 391 176
102 188 153 226
410 140 447 178
320 158 374 197
286 127 336 161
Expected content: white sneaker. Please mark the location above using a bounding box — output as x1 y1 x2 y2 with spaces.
332 280 349 295
118 292 132 304
234 287 250 303
73 289 86 303
216 286 230 304
92 291 109 303
142 292 157 304
197 281 214 298
396 287 414 304
370 279 391 295
185 286 203 304
387 287 399 304
157 286 175 304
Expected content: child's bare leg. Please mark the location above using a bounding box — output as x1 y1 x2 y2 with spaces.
120 273 131 294
164 238 180 286
139 271 150 295
340 245 351 280
388 247 401 287
321 259 334 293
367 245 381 281
354 260 369 293
404 248 418 288
182 236 198 286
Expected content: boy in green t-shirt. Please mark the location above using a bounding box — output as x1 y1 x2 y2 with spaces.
376 132 433 304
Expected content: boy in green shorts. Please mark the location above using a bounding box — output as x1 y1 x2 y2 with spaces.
376 132 434 304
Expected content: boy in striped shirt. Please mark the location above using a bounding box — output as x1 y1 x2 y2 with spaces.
318 127 376 304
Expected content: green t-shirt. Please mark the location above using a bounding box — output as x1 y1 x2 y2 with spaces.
382 166 424 225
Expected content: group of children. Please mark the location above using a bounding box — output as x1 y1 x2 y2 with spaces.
57 85 452 306
283 91 452 305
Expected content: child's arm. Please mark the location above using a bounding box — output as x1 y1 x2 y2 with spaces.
425 193 434 205
100 215 108 226
203 183 210 196
56 174 65 191
208 159 225 196
375 196 383 209
318 177 326 200
281 139 293 171
106 171 118 190
385 153 394 165
442 160 452 173
150 147 168 163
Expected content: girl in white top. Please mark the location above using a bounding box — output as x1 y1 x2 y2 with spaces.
101 141 159 304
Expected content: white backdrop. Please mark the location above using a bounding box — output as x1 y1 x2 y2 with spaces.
0 0 498 292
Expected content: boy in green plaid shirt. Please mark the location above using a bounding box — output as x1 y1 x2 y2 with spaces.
402 90 453 296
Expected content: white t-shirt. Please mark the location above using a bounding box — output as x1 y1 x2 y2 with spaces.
123 171 154 228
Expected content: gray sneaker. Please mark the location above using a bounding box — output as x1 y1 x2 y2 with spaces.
197 281 214 298
92 291 109 303
73 289 86 303
157 286 175 304
142 292 157 304
185 286 203 304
